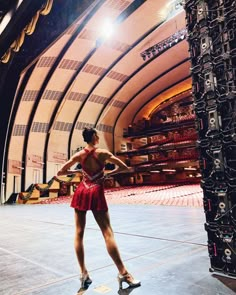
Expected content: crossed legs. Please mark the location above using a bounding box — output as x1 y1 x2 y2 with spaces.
74 209 127 275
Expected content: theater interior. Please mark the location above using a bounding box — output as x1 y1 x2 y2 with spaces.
0 1 235 295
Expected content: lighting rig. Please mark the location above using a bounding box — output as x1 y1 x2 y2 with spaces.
185 0 236 277
140 28 187 61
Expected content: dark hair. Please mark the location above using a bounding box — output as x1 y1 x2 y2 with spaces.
82 128 97 143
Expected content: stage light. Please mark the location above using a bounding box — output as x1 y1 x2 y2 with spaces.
184 167 197 171
32 160 45 165
175 3 180 9
13 166 24 170
151 48 157 56
159 0 184 21
147 51 151 58
140 53 146 61
139 28 186 61
0 0 24 34
100 18 115 39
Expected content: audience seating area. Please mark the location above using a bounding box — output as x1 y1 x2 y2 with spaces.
117 96 199 183
118 132 199 185
16 97 201 206
123 95 195 140
37 184 203 208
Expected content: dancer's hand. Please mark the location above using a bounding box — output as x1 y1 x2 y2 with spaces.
127 167 135 173
104 173 112 179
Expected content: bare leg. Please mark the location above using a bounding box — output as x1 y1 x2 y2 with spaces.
74 209 87 274
92 210 127 275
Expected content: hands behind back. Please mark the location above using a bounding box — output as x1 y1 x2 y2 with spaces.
57 170 65 176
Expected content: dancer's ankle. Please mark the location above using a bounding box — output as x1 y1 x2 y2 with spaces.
81 269 88 276
120 269 128 276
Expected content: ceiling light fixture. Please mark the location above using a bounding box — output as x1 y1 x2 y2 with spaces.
101 18 115 39
140 28 187 62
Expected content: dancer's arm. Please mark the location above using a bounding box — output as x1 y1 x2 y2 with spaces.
104 151 133 177
57 153 80 176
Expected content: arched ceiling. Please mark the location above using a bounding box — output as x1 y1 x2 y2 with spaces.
8 0 191 185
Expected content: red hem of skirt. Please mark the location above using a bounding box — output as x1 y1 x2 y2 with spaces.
70 204 108 212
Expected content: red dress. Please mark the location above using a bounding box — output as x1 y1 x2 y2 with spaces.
70 148 108 211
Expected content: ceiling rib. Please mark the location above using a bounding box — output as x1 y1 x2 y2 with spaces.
3 64 36 191
94 36 186 129
113 57 189 127
67 0 150 155
132 75 191 123
112 61 190 150
20 0 105 187
42 0 106 183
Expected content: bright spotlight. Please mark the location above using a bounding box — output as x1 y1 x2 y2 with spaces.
101 18 115 39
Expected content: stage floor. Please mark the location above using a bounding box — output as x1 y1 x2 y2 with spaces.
0 203 236 295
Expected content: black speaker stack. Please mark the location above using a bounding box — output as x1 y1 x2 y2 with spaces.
184 0 236 277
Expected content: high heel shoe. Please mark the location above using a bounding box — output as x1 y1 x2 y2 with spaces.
80 273 92 289
117 272 141 289
118 286 136 295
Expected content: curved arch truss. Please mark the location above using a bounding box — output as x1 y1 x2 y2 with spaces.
4 0 190 200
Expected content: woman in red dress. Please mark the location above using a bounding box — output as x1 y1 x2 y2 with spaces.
57 128 140 290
